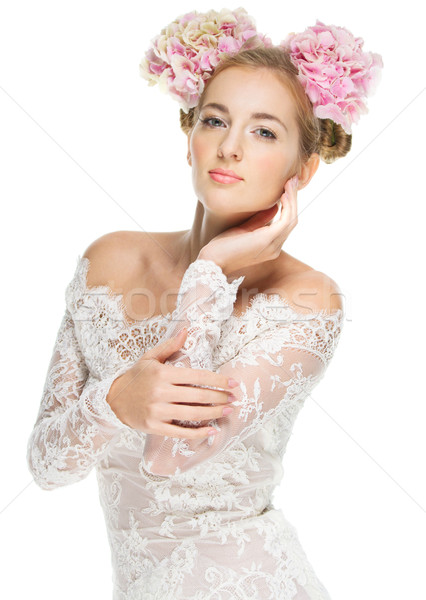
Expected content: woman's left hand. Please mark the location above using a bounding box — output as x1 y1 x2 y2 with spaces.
198 174 299 276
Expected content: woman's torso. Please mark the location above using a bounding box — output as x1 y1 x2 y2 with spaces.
68 229 336 599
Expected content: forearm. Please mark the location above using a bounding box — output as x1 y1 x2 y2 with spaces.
27 373 130 490
158 258 245 369
142 258 245 475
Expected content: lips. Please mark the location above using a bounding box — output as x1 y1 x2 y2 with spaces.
209 171 243 184
209 168 243 180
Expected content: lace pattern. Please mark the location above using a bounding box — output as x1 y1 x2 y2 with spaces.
141 259 343 478
26 310 130 490
27 253 343 598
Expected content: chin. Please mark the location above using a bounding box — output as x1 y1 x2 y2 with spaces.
201 198 240 213
196 186 238 206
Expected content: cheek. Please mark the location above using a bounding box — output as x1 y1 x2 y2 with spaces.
255 153 289 184
191 134 210 165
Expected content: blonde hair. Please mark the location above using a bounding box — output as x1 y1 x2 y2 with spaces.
179 41 352 168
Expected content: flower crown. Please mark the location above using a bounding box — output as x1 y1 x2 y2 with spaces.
139 7 383 135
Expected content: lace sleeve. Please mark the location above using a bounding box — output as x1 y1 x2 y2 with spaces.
159 258 245 370
142 259 344 477
26 309 130 490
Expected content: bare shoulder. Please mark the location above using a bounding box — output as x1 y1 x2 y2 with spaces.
81 230 163 289
276 256 344 315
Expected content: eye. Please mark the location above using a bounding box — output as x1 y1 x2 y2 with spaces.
199 116 277 141
255 128 276 140
200 116 225 128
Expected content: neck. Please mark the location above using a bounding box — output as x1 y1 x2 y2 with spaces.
172 199 282 290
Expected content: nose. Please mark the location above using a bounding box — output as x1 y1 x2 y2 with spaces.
217 130 242 160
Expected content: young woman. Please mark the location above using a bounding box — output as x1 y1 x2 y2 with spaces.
26 9 382 599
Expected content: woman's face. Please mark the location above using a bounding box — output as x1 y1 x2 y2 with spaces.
188 66 300 216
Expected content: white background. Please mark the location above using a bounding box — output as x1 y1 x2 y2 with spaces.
1 1 425 598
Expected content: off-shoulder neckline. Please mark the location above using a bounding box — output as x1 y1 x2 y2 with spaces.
74 255 344 329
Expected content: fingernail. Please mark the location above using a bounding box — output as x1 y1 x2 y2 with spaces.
227 394 237 402
223 407 233 416
228 378 239 388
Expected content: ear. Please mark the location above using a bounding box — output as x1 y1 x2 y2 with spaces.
296 153 320 190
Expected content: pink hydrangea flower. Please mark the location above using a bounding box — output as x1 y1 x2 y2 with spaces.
140 11 383 135
139 7 273 112
280 20 384 134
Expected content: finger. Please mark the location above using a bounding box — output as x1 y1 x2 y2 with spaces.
143 327 188 362
285 177 298 228
234 177 297 249
150 421 218 440
168 384 235 405
281 181 297 227
156 400 234 422
263 193 291 238
244 176 298 241
269 177 298 234
254 177 296 235
238 204 279 232
163 364 237 392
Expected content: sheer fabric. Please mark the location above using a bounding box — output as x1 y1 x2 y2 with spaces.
27 256 344 599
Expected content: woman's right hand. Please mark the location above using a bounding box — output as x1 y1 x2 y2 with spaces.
199 174 299 277
106 328 238 438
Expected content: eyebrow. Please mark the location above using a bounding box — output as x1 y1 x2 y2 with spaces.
201 102 289 134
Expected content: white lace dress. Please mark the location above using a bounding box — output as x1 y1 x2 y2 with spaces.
27 256 344 600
